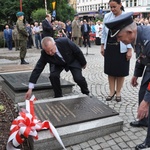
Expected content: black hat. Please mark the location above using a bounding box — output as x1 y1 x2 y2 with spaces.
74 13 79 17
105 12 134 37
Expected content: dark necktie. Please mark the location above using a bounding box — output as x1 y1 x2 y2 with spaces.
54 53 65 63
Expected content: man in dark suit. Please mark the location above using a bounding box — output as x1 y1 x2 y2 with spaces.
105 12 150 150
3 24 13 50
81 20 91 47
25 37 90 99
42 14 55 38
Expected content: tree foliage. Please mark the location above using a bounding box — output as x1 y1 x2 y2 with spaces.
31 8 49 23
0 0 75 30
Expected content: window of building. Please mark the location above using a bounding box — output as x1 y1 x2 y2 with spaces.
95 4 97 10
126 0 128 7
104 3 106 9
138 0 142 6
134 0 137 6
85 6 87 11
90 5 92 10
130 0 132 7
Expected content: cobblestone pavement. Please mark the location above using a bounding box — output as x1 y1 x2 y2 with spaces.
0 45 149 150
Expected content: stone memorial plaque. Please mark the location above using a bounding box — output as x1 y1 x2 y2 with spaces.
33 96 119 127
0 64 33 73
1 72 74 92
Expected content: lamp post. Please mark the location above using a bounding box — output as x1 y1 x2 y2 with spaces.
20 0 22 11
45 0 48 14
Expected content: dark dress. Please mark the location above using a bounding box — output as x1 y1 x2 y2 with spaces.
104 31 129 77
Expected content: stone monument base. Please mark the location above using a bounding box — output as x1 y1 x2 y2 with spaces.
1 72 74 103
18 95 123 150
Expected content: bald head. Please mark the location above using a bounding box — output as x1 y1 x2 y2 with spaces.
41 37 56 56
41 37 55 47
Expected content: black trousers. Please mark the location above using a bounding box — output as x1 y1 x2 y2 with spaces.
83 32 90 47
49 65 89 97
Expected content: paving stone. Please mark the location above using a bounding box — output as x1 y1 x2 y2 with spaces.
103 135 112 141
118 142 128 149
91 144 101 150
114 137 123 143
95 137 105 143
71 145 82 150
116 131 125 136
83 148 93 150
107 140 116 146
100 143 109 149
110 133 118 139
103 148 111 150
80 142 90 149
121 135 131 142
133 139 144 145
127 141 136 148
87 140 97 146
111 145 122 150
128 134 138 140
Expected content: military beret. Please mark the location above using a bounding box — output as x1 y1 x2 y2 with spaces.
105 12 134 37
16 12 24 17
74 13 79 17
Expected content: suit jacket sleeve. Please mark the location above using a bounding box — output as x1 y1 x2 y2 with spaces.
42 19 53 32
144 89 150 103
66 38 87 67
29 51 47 83
134 61 145 77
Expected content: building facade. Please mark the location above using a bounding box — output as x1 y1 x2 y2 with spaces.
76 0 150 19
68 0 77 10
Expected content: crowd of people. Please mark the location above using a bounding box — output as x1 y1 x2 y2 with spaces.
3 14 104 52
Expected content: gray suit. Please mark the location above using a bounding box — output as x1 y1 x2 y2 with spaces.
134 61 149 126
135 25 150 146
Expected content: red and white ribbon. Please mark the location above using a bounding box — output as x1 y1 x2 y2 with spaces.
7 95 66 150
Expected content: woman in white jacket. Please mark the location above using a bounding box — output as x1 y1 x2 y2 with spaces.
101 0 132 102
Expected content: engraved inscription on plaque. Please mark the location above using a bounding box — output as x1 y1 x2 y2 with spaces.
34 96 119 127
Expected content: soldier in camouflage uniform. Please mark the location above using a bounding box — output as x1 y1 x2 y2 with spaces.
16 11 29 64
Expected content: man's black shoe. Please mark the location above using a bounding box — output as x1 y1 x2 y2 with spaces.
86 93 93 98
130 121 148 127
135 142 150 150
21 60 29 65
54 95 63 98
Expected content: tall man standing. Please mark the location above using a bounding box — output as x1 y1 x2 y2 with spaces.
72 14 80 46
3 24 13 50
81 19 91 47
16 11 29 64
42 14 55 38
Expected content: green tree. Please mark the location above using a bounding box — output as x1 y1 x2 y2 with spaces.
32 8 49 23
51 0 75 22
0 0 75 29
